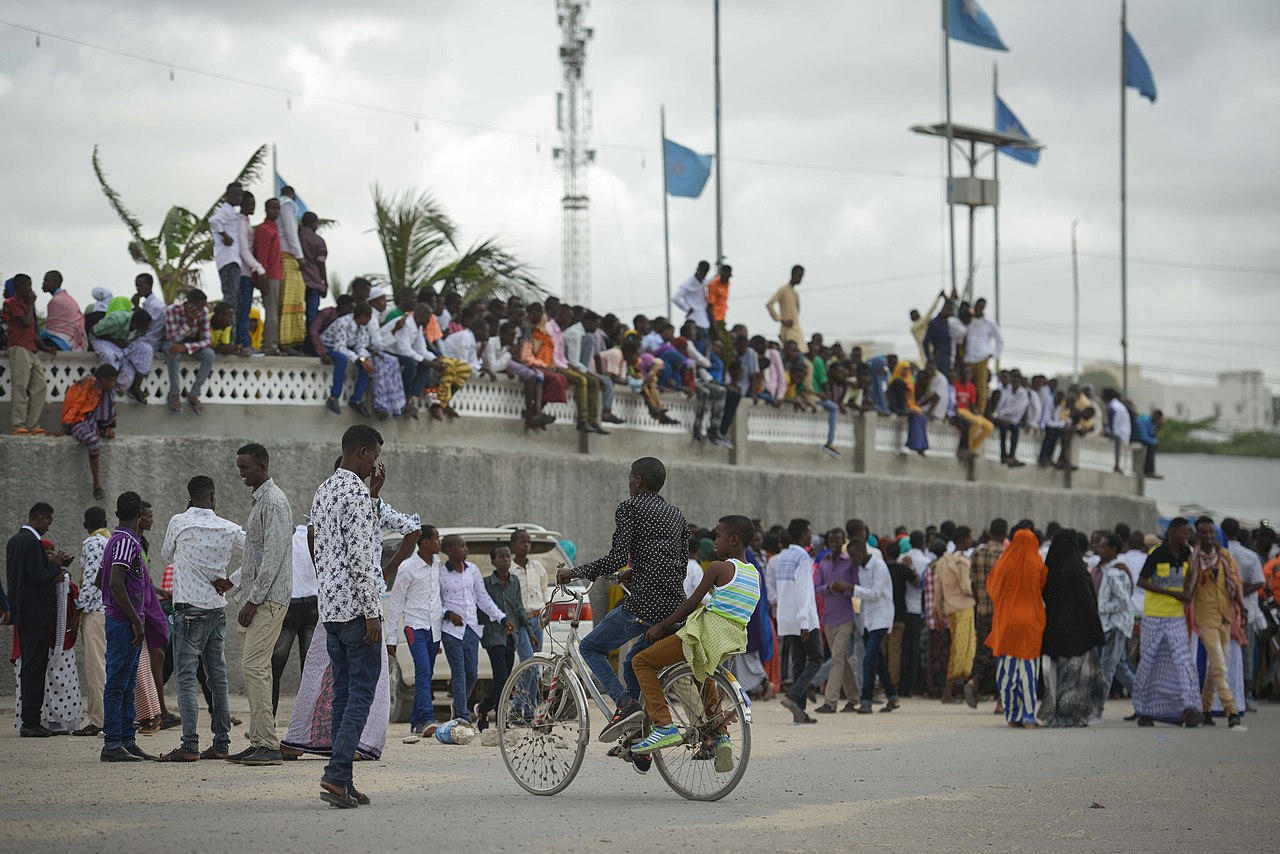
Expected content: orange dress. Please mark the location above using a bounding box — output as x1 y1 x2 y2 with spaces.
985 530 1048 660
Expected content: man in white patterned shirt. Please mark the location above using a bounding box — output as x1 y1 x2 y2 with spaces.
157 476 246 762
311 424 384 809
73 506 111 737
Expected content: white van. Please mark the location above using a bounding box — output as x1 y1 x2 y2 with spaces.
380 524 591 724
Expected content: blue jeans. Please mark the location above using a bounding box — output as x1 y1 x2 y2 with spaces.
818 398 839 445
405 626 439 729
866 357 889 414
441 630 480 721
167 347 216 399
173 606 231 754
103 617 142 750
579 606 651 705
516 619 543 661
658 351 687 388
322 618 382 789
218 262 241 315
330 351 370 403
861 627 897 704
236 276 255 347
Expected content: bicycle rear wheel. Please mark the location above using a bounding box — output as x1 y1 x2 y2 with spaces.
497 655 590 796
652 664 752 801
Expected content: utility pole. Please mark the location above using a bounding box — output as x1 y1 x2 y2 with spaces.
554 0 594 306
1071 219 1081 382
713 0 724 265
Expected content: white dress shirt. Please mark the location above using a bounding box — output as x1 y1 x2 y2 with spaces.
995 384 1030 424
210 202 243 270
1023 389 1043 429
291 524 318 599
1121 549 1147 615
1107 399 1132 444
964 316 1004 364
903 549 928 615
441 328 481 371
947 316 968 361
853 551 894 632
278 196 303 257
562 322 588 371
238 213 265 277
483 336 515 374
509 557 549 612
386 553 443 644
672 273 709 329
381 312 431 362
161 507 247 610
926 371 950 420
772 544 820 636
438 560 506 639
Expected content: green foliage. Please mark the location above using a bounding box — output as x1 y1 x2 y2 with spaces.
367 184 543 304
1159 417 1280 458
93 144 269 303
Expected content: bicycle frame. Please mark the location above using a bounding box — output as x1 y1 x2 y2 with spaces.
540 584 616 719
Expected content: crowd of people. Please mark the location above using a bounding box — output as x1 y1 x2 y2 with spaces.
3 442 1278 808
5 181 1162 494
740 512 1279 730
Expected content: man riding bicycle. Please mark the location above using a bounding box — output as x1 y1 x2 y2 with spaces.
556 456 689 773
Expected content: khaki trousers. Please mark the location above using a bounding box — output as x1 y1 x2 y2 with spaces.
886 621 906 688
823 622 859 704
969 358 991 416
1197 619 1236 715
81 610 107 728
238 601 288 749
957 409 994 451
9 346 46 430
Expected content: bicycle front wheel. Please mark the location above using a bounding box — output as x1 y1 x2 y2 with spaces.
497 655 590 796
653 664 752 801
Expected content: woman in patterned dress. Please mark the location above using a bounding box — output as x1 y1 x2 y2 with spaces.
11 539 83 734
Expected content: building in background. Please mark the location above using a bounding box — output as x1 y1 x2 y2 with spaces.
1084 361 1275 434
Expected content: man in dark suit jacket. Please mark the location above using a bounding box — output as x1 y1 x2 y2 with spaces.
5 502 73 737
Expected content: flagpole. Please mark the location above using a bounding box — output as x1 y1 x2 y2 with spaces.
661 106 673 320
713 0 724 265
1120 0 1129 398
992 62 1000 325
271 142 278 199
942 0 958 297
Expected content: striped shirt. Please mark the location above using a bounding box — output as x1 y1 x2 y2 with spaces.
705 558 761 626
101 527 148 622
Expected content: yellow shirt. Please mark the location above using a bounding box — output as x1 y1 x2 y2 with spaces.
1141 545 1189 619
211 326 232 347
249 306 263 350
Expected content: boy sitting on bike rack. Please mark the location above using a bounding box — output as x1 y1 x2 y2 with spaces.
629 514 760 773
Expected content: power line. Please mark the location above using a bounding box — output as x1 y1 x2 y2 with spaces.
1078 251 1280 275
0 19 939 183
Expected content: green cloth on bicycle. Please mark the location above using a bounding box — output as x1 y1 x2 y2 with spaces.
677 608 748 683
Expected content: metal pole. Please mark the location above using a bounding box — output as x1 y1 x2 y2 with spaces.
661 106 673 320
966 140 976 302
713 0 724 265
943 0 958 296
1120 0 1129 397
271 142 277 199
1072 218 1080 382
992 63 1000 324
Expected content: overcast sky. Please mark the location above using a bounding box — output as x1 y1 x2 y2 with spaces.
2 0 1278 388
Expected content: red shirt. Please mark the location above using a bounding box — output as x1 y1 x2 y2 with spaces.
253 219 283 281
954 380 977 412
2 294 37 351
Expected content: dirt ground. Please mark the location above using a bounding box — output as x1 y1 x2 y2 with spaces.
0 691 1274 854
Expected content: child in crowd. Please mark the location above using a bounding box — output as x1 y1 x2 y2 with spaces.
474 545 536 731
437 535 511 723
630 515 761 773
60 364 118 501
386 525 444 739
209 302 244 356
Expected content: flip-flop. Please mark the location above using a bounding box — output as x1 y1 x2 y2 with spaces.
320 782 359 809
185 395 205 416
348 786 371 806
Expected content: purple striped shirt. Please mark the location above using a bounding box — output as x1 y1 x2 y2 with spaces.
101 527 148 622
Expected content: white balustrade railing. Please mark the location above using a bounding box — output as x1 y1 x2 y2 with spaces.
0 352 1136 483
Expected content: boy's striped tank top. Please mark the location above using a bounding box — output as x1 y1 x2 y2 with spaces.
705 558 761 626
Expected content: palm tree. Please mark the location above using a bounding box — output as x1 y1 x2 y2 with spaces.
92 144 269 303
368 184 543 305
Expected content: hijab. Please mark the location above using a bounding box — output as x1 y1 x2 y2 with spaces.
985 529 1048 660
1041 530 1105 658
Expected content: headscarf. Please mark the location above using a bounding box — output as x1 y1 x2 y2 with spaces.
890 361 922 415
1040 530 1105 658
106 295 133 314
985 529 1048 660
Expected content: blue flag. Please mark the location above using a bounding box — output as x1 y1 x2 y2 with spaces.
1124 30 1157 103
948 0 1008 52
274 172 309 219
995 96 1040 166
663 138 713 198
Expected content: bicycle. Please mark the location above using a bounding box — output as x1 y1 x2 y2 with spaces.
495 580 753 801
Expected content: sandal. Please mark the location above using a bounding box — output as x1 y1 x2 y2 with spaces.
185 394 205 416
168 395 183 414
128 387 149 405
320 781 359 809
160 712 182 730
348 786 371 806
